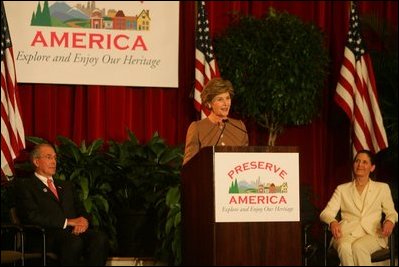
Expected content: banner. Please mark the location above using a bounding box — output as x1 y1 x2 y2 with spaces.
3 1 179 87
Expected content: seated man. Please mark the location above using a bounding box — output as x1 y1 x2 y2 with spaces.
15 143 109 266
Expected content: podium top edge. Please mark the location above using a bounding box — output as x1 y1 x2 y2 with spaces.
213 146 299 153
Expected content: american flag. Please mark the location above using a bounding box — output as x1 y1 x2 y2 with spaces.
1 2 25 178
334 1 388 156
194 1 219 118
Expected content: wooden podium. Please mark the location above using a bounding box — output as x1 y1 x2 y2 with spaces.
181 146 302 266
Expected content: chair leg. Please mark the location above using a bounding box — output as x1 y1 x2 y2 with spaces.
42 231 46 266
389 232 394 266
323 226 328 266
20 232 25 266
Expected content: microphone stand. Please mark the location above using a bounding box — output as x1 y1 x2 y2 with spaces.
215 120 228 145
225 119 247 134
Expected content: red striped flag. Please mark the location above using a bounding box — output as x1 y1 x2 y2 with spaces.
1 2 25 179
194 1 220 118
334 2 388 156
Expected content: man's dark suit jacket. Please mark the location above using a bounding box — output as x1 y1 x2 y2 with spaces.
14 176 108 266
15 176 109 266
15 176 89 228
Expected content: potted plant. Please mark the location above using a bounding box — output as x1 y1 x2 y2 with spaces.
107 130 183 263
214 8 329 145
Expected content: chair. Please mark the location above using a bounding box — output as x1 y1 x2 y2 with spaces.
323 221 396 266
1 223 24 265
9 207 59 266
4 178 58 266
303 223 318 266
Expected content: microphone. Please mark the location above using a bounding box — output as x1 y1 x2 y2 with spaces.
215 119 228 146
224 119 247 134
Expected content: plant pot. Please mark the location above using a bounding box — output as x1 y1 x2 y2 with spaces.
115 209 157 257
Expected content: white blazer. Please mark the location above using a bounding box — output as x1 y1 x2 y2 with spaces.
320 180 398 247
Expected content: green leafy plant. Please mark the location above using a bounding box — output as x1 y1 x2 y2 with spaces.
158 185 181 265
107 131 183 263
107 131 183 211
214 8 329 145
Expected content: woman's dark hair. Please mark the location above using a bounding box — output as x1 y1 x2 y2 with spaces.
354 149 375 165
354 149 376 179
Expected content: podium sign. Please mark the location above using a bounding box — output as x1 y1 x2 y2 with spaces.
181 146 302 266
214 152 299 222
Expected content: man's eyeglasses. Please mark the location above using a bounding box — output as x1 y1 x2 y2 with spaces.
38 155 57 160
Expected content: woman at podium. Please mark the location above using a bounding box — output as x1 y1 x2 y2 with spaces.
183 77 249 165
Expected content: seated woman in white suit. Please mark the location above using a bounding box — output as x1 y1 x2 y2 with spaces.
320 149 397 266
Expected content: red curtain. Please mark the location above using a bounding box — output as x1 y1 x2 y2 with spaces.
17 1 397 208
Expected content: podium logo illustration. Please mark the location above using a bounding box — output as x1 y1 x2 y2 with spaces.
229 178 288 194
